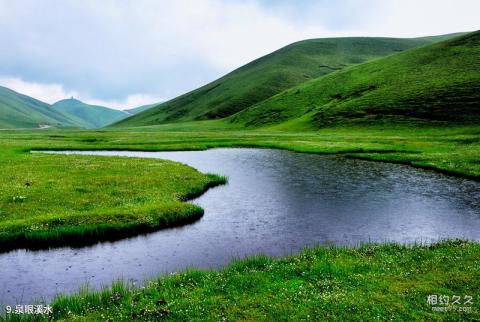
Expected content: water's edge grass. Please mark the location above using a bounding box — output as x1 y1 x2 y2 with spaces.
1 127 479 320
0 176 226 253
32 144 478 181
345 154 480 181
4 240 479 321
2 125 479 252
0 143 227 253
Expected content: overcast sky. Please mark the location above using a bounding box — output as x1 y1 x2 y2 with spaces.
0 0 478 110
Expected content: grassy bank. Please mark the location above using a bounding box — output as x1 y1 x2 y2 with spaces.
0 145 226 252
3 124 480 178
6 240 479 321
0 124 479 251
0 126 479 320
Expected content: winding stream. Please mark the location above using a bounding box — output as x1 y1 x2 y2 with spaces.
1 148 480 306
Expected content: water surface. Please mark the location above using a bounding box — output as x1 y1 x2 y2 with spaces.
1 148 479 306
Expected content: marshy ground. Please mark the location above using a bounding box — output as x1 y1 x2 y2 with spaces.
1 124 479 320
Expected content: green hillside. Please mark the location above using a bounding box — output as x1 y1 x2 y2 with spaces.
0 86 78 129
125 103 157 115
53 98 128 128
230 31 480 129
113 34 463 128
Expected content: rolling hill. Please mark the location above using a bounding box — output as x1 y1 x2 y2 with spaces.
0 86 156 129
112 33 465 128
230 31 480 129
53 98 128 128
0 86 78 129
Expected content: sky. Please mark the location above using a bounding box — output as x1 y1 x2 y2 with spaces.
0 0 478 110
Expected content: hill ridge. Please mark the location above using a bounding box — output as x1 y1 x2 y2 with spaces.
0 86 79 129
112 33 464 128
52 98 129 128
230 31 480 129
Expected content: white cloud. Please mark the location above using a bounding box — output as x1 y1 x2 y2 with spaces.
0 77 79 104
0 0 331 103
0 0 478 106
159 0 328 70
372 0 480 37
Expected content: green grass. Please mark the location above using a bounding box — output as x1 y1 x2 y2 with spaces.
0 142 226 252
1 123 479 251
6 240 479 321
113 34 461 128
0 123 478 252
0 31 478 320
0 126 479 320
231 31 480 128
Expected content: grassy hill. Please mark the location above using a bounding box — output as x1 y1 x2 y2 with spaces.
0 86 78 129
125 103 158 115
112 34 463 128
0 88 130 129
230 31 480 129
53 98 128 128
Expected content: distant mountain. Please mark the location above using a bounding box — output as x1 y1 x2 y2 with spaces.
0 86 78 129
0 86 154 129
53 98 128 128
112 33 466 128
125 103 158 115
230 31 480 128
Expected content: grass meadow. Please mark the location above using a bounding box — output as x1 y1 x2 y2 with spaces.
0 124 479 320
4 240 479 321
